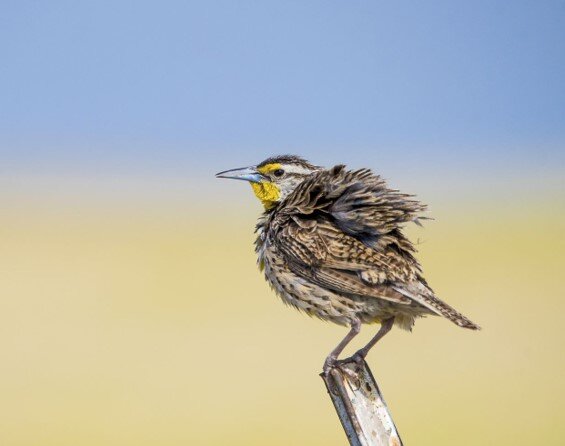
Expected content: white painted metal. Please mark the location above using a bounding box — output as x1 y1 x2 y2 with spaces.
322 360 403 446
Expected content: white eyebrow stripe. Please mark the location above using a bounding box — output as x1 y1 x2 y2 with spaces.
283 165 311 175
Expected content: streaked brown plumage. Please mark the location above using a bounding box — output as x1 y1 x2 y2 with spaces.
217 155 479 372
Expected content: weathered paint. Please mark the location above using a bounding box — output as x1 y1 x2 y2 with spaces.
322 360 403 446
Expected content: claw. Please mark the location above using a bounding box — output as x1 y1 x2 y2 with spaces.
324 357 361 383
351 350 367 364
323 355 337 376
337 351 365 367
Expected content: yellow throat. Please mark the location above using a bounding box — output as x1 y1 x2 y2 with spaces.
250 163 283 209
251 181 280 209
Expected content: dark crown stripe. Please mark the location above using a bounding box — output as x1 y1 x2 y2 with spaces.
257 154 315 169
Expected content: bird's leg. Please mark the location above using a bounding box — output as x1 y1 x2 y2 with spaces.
323 319 361 374
350 317 395 362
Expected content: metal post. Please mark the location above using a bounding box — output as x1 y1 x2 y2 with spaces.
322 360 403 446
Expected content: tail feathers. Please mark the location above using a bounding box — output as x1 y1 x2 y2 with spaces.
393 284 481 330
420 293 480 330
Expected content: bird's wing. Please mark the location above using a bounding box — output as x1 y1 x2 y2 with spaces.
275 217 479 324
274 217 414 304
271 165 434 305
282 165 428 248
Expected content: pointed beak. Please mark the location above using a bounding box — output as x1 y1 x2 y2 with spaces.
215 166 264 183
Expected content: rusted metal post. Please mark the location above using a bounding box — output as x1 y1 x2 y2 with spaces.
322 360 403 446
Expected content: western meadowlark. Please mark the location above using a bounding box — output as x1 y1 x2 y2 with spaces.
216 155 479 373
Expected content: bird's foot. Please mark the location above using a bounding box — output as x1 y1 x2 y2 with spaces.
336 350 366 367
329 356 362 382
323 355 360 379
322 353 365 382
322 355 338 376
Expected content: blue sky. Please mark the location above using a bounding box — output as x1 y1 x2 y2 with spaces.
1 0 564 178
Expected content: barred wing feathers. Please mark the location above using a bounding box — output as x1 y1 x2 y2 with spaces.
270 165 480 330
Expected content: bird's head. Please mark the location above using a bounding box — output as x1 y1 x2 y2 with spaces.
216 155 320 209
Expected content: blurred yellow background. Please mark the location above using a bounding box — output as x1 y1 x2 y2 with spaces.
2 174 564 445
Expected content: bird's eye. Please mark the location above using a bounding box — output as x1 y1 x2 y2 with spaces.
273 169 285 177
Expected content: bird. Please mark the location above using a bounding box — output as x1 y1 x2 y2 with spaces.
216 155 479 373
